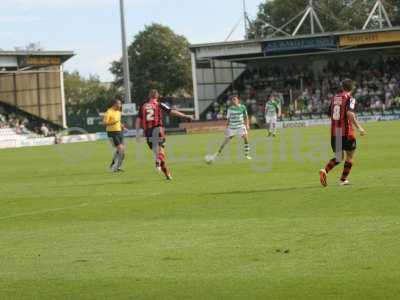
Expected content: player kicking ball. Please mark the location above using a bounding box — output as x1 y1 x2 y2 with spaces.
136 89 193 180
319 79 366 187
206 95 251 163
265 93 281 137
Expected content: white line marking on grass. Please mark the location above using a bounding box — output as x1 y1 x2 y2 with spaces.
0 202 89 221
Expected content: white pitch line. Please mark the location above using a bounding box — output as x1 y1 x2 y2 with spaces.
0 202 89 221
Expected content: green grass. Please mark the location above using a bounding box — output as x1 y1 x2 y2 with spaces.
1 122 400 300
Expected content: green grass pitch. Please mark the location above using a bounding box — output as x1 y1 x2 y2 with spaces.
1 122 400 299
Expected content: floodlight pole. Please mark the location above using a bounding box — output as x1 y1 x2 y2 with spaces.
310 0 315 34
292 0 324 36
266 23 291 37
379 1 383 28
119 0 132 104
242 0 249 39
293 7 311 36
267 9 306 38
225 16 243 41
363 0 392 30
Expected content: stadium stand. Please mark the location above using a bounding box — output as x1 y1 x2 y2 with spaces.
190 27 400 124
0 127 35 142
0 50 74 130
203 56 400 122
0 101 59 136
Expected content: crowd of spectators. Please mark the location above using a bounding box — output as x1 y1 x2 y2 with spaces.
0 109 54 137
305 57 400 113
205 57 400 121
0 112 30 134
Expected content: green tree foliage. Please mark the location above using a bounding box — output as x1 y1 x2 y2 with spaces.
64 71 121 115
110 23 192 104
249 0 400 39
387 0 400 24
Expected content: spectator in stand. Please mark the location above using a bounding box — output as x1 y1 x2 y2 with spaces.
15 120 22 134
394 95 400 108
19 122 30 135
202 57 400 120
22 117 29 126
41 123 50 137
0 114 6 128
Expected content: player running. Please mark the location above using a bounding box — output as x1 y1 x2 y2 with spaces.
265 93 281 137
135 89 193 180
319 79 366 187
209 95 251 162
103 99 126 172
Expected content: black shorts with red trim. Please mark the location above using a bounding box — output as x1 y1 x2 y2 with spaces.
145 126 166 150
331 136 357 152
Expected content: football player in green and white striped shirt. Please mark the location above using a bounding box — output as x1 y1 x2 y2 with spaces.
208 95 251 162
265 93 281 137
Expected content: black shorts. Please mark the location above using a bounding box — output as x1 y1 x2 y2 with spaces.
331 136 357 152
108 131 124 147
145 127 166 150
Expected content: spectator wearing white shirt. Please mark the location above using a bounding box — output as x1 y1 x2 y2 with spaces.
41 123 50 137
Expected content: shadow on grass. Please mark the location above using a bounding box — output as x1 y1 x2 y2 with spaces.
205 185 321 196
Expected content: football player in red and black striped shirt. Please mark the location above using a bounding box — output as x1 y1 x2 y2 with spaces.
135 89 193 180
319 79 366 187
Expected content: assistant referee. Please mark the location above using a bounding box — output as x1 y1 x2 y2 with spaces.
103 99 125 172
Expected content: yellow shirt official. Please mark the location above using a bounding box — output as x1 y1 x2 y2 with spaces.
104 108 122 132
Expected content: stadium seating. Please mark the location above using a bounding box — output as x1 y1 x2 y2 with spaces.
0 101 59 137
0 125 41 141
0 127 21 140
204 57 400 121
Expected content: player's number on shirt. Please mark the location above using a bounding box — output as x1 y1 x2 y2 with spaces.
332 105 341 121
146 108 155 121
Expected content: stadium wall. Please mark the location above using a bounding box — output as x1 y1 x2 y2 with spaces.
0 66 63 126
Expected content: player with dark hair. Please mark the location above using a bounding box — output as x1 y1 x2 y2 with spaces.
103 99 126 172
207 95 251 163
135 89 193 180
319 79 366 187
265 93 281 137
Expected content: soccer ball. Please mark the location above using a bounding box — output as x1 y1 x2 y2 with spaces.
204 154 215 165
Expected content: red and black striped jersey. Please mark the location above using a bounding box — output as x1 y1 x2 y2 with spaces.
330 91 356 138
138 99 171 130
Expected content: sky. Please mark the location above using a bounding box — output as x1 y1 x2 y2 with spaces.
0 0 263 82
